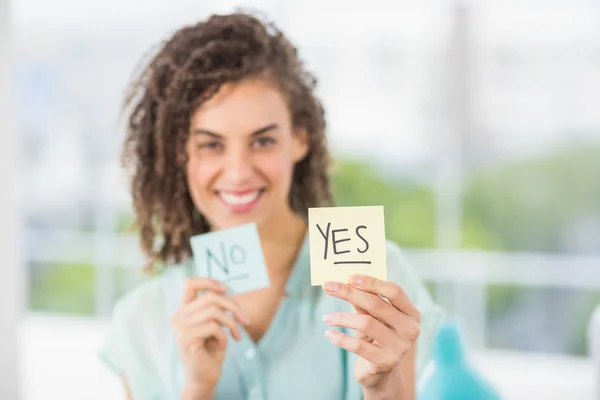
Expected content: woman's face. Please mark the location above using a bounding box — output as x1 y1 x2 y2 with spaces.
186 78 309 231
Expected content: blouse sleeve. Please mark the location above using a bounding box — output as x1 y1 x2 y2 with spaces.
97 298 133 376
386 241 446 378
96 274 176 400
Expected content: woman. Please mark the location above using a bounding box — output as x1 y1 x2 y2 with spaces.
99 11 445 400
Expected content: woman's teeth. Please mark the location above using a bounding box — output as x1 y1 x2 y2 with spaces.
219 191 260 206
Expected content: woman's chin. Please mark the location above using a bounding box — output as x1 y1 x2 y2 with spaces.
212 211 267 231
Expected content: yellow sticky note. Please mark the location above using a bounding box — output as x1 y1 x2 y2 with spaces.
308 205 387 286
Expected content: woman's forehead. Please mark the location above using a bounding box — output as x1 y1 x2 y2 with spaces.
189 79 291 135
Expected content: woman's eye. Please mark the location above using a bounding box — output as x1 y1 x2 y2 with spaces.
253 136 276 148
198 141 222 151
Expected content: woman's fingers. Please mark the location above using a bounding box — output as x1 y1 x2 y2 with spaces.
184 304 243 341
171 278 251 352
323 312 402 353
324 330 398 372
180 278 228 306
349 275 420 320
183 292 250 326
323 280 420 337
182 321 228 350
323 282 397 326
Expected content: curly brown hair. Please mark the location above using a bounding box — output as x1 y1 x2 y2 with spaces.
121 11 334 272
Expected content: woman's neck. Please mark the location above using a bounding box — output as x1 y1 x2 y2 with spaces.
258 208 307 285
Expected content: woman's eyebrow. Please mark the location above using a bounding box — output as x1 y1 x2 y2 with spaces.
193 129 223 139
249 124 279 137
193 124 279 138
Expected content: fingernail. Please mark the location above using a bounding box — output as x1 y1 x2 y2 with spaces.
350 275 364 287
323 282 339 292
322 313 335 323
325 330 338 342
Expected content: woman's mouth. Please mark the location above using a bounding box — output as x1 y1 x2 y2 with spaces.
216 189 264 213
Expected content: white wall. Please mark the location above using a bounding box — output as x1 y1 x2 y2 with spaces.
0 0 23 397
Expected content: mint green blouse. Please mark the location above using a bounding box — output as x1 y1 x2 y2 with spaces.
98 237 445 400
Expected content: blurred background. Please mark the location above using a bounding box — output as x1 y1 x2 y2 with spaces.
3 0 600 398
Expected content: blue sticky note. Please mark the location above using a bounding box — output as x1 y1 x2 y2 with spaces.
190 223 270 294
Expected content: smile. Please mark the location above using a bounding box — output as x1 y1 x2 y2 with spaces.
216 189 264 213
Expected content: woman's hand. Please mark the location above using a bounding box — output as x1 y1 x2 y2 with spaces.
321 274 421 396
171 278 250 398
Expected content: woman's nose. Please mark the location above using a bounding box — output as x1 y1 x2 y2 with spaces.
222 148 253 185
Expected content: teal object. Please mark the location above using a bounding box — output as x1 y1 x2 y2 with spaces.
419 321 502 400
190 222 270 294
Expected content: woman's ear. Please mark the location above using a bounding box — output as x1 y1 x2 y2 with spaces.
292 127 310 163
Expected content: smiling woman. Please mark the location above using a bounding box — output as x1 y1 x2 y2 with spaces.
99 10 445 400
